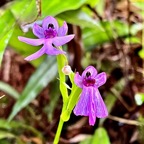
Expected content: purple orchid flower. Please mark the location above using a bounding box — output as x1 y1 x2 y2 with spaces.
73 66 108 126
18 16 74 61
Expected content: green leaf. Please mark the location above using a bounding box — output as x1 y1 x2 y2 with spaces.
82 20 142 50
139 48 144 59
42 0 87 17
0 119 42 138
0 81 20 99
86 0 99 7
10 0 38 24
95 0 105 16
20 0 38 23
0 138 24 144
135 93 144 105
0 10 15 65
0 131 15 139
80 128 110 144
8 56 57 121
104 93 117 114
124 37 141 44
0 29 14 66
83 20 129 50
91 127 110 144
44 80 60 122
10 0 88 23
57 9 101 28
10 0 31 18
131 1 144 10
0 10 15 39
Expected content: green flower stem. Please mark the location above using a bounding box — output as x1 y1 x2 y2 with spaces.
53 105 66 144
54 86 81 144
53 54 69 144
56 54 69 103
53 117 64 144
54 53 81 144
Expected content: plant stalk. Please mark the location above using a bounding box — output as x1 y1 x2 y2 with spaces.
53 115 64 144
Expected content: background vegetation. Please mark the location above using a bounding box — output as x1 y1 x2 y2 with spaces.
0 0 144 143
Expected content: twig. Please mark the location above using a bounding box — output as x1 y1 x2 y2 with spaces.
0 95 5 99
110 87 134 112
108 114 143 126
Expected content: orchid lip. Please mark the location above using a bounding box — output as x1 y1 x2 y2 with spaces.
83 77 95 87
44 28 57 39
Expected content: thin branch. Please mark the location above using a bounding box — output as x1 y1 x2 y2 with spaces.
108 115 143 126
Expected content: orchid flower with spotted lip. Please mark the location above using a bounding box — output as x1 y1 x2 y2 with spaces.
18 16 74 61
73 66 108 126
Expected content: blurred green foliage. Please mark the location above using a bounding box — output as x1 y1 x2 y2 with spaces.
135 93 144 106
80 127 110 144
0 0 143 143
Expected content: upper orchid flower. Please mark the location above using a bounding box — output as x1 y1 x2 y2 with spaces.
73 66 108 126
18 16 74 61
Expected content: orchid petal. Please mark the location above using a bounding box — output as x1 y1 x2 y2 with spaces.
52 34 75 47
42 16 58 32
45 43 66 55
74 72 83 88
74 87 90 116
32 23 44 38
94 88 108 118
82 66 97 79
58 21 68 36
89 87 97 125
18 36 44 46
25 46 46 61
95 72 107 88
